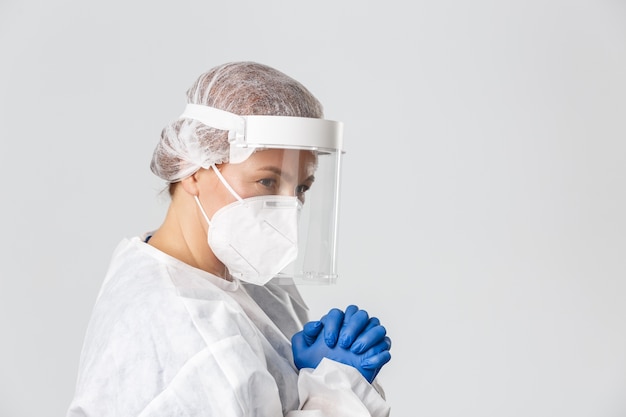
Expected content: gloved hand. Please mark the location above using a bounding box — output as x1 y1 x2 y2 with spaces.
292 305 392 383
301 305 389 353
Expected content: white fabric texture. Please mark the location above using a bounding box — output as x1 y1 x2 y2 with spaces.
66 236 389 417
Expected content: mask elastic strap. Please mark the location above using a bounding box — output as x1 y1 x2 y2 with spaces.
210 164 244 202
194 196 213 227
194 164 245 227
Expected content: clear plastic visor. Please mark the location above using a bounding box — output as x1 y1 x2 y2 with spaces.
290 147 341 284
179 105 344 285
217 146 342 285
269 147 342 285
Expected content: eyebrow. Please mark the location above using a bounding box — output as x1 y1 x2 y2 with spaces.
258 166 315 184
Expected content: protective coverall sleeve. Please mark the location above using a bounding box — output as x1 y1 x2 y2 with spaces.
287 358 390 417
135 335 284 417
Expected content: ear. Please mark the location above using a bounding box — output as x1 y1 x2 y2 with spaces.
180 171 202 196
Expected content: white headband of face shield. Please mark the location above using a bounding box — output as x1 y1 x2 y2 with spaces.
180 104 344 163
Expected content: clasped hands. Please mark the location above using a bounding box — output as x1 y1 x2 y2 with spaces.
291 305 391 383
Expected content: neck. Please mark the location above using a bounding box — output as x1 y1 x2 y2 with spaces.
147 197 228 279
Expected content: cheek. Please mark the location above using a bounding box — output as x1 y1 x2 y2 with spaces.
228 178 262 199
204 188 238 217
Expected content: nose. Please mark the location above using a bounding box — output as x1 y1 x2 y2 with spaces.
277 182 298 197
277 183 306 203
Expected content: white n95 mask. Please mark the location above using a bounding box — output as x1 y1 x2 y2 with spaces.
194 194 301 286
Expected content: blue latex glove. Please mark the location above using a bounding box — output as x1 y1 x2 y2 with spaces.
292 326 391 383
302 305 389 353
292 305 392 383
316 305 368 348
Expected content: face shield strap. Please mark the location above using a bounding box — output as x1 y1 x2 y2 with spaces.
180 104 344 164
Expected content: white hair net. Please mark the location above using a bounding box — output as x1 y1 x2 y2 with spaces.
150 62 324 183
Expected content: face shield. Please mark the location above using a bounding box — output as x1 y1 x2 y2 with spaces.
181 104 344 285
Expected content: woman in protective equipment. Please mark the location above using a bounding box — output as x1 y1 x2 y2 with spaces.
66 61 392 417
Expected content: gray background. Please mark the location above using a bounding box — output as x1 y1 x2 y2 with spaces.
1 0 625 416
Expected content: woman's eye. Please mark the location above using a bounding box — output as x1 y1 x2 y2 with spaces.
258 178 277 189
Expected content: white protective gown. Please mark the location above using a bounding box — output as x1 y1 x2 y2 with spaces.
67 236 390 417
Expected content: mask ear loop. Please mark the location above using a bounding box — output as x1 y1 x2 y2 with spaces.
209 164 244 202
194 196 213 226
194 164 245 227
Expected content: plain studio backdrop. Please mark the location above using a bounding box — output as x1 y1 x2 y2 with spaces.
1 1 625 416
